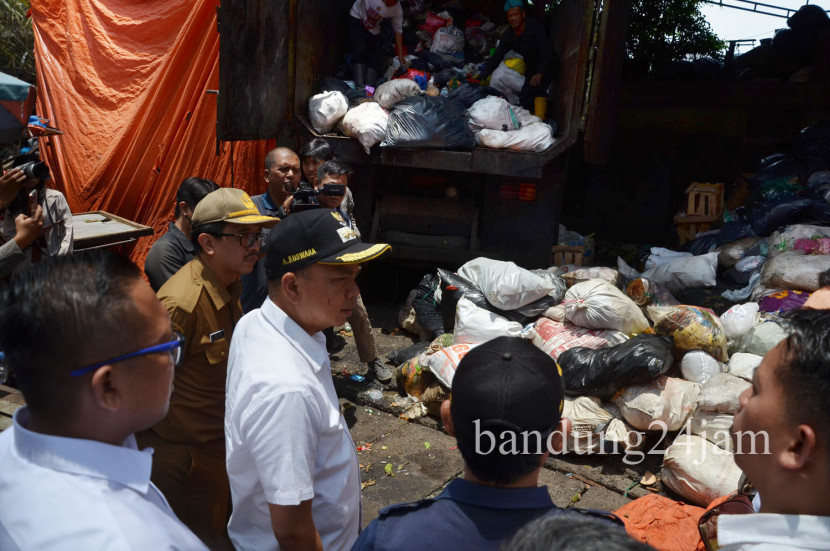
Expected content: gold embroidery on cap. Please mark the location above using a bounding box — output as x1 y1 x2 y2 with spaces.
335 243 388 262
331 211 345 223
283 248 317 265
229 208 261 218
241 193 257 210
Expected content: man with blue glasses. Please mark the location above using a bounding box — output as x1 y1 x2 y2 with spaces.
136 187 278 550
0 251 207 550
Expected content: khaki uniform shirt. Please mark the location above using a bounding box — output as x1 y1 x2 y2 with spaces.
151 255 242 444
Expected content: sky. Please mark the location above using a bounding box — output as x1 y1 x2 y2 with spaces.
700 0 830 54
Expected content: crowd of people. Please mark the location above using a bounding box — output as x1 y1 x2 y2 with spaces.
2 136 830 549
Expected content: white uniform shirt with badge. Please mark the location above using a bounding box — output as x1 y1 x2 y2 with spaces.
716 513 830 550
349 0 403 35
225 298 362 551
0 407 208 551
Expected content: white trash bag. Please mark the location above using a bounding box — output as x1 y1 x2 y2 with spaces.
309 91 348 134
489 54 525 105
696 373 751 414
661 434 742 507
476 122 554 153
728 352 763 381
467 96 520 132
453 297 523 345
458 257 558 310
612 376 700 432
680 350 723 385
719 302 759 339
374 79 422 110
563 279 650 335
341 103 389 154
640 252 718 294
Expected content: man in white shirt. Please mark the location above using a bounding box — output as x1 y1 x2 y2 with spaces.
348 0 406 88
0 251 207 550
714 308 830 550
226 209 390 551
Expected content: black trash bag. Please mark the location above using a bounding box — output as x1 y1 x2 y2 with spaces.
319 77 365 102
558 334 674 400
383 96 476 149
449 83 506 109
683 232 719 255
714 221 755 247
387 341 431 365
796 121 830 163
432 68 456 89
412 274 444 339
750 198 830 236
436 269 530 329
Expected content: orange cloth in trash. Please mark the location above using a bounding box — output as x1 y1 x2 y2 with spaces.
615 493 707 551
30 0 272 266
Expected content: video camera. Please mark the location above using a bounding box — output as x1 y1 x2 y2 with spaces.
16 161 50 180
288 182 346 213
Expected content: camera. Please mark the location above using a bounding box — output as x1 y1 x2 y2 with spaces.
290 182 346 213
16 161 50 180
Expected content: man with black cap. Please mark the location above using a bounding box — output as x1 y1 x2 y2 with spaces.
136 187 278 550
225 208 390 551
352 336 583 551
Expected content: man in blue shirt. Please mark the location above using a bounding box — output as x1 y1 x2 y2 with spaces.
352 336 611 550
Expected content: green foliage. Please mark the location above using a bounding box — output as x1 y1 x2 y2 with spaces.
625 0 726 78
0 0 35 83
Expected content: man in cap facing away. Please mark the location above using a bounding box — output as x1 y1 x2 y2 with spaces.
136 187 278 549
225 208 390 551
351 336 622 551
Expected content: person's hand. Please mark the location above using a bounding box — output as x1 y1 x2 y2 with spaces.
12 204 44 250
282 195 295 215
0 169 27 208
529 73 543 87
398 55 407 67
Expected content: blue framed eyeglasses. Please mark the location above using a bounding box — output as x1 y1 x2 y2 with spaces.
70 332 185 377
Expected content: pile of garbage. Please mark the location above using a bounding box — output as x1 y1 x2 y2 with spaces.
308 5 555 154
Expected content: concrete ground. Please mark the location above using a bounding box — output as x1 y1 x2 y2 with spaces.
331 290 668 528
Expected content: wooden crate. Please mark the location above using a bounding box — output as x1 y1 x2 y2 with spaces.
674 213 719 245
685 182 724 218
552 245 588 266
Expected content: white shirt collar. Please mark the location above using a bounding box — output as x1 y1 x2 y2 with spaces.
261 298 329 370
719 513 830 548
12 407 154 495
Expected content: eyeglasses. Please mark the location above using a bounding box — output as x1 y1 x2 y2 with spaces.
70 332 185 377
213 232 266 248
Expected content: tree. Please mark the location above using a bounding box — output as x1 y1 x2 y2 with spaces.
0 0 35 83
625 0 726 78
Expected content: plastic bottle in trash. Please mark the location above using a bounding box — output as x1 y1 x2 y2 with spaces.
440 87 448 97
0 351 7 385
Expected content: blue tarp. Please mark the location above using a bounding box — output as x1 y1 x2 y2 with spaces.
0 71 32 102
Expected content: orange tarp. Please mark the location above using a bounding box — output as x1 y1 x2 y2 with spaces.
615 493 707 551
31 0 271 266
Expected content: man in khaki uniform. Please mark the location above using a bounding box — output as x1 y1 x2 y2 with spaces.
137 188 278 549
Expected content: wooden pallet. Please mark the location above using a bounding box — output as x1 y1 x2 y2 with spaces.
0 385 25 432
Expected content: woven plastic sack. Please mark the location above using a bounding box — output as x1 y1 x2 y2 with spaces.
761 251 830 292
768 224 830 258
476 122 554 153
680 350 723 385
727 352 762 381
453 297 523 345
562 397 635 454
561 267 623 288
661 434 742 507
688 410 735 451
563 279 650 335
430 25 465 57
648 305 728 362
341 102 388 154
458 257 559 310
308 91 348 134
374 79 422 110
641 252 719 294
697 373 751 414
467 96 520 132
523 318 628 361
731 321 787 357
420 342 479 389
612 376 700 431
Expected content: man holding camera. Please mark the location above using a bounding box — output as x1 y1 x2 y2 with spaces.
136 188 278 549
241 147 302 312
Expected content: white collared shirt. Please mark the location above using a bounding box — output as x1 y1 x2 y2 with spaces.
0 407 207 550
225 299 361 551
718 513 830 550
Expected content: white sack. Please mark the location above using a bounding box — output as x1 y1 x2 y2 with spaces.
688 411 735 451
467 96 520 132
453 297 523 345
341 102 389 154
458 257 557 309
720 302 759 339
728 352 763 381
680 351 723 385
374 79 422 110
562 397 634 454
641 252 718 294
489 61 525 105
761 251 830 292
697 373 751 414
561 267 623 288
542 304 566 321
769 224 830 258
523 318 628 361
476 122 554 153
309 91 349 134
420 342 480 389
612 376 700 432
644 247 693 270
430 25 465 56
661 434 742 507
563 279 650 335
732 322 787 356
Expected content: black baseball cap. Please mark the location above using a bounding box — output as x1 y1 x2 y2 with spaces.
451 336 565 437
265 209 391 279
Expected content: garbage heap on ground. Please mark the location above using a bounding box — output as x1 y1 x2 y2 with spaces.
388 121 830 508
308 4 556 154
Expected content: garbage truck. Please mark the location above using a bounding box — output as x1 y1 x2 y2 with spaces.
217 0 601 267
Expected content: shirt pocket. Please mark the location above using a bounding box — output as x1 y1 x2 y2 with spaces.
204 338 230 366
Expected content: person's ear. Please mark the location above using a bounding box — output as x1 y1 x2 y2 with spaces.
90 365 122 412
263 169 270 183
198 232 216 256
281 272 302 304
547 417 571 455
178 202 191 219
781 424 817 471
440 399 455 437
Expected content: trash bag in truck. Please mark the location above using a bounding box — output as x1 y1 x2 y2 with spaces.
382 95 475 149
